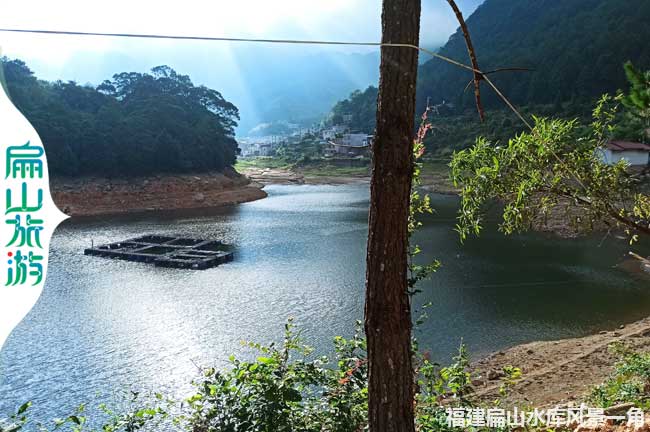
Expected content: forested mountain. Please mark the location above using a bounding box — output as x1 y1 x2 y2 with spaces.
416 0 650 114
18 47 382 136
328 86 379 134
327 0 650 154
1 58 239 176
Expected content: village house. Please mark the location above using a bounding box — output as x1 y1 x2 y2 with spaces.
238 138 282 157
324 133 373 157
600 141 650 166
322 125 348 141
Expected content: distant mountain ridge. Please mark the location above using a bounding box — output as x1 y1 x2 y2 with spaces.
416 0 650 113
20 47 382 135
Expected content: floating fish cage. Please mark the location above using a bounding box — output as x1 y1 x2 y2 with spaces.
84 235 234 270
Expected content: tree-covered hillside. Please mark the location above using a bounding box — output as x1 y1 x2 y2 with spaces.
1 58 240 177
416 0 650 114
328 0 650 155
328 86 378 134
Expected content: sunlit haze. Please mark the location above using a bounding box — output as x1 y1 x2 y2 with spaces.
0 0 483 132
0 0 482 66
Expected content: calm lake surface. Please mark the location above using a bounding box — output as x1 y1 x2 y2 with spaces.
1 183 649 420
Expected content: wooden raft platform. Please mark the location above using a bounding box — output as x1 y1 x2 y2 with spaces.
84 235 234 270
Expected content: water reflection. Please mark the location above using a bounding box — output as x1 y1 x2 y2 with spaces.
1 184 648 422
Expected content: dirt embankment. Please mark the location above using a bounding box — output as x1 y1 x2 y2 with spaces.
471 316 650 409
52 168 267 217
240 167 371 185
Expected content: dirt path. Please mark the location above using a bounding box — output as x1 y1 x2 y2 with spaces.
471 316 650 408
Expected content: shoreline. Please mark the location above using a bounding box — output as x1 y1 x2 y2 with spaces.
56 163 626 240
471 314 650 409
51 168 267 217
48 166 650 414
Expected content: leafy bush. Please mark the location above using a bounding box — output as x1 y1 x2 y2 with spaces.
4 320 524 432
589 343 650 409
186 318 367 432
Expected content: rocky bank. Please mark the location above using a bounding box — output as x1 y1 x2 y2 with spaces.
51 168 267 217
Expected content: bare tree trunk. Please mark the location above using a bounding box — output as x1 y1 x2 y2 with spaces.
364 0 421 430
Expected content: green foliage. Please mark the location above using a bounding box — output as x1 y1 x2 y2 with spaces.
421 103 590 158
4 322 524 432
416 0 650 115
622 62 650 120
415 345 473 431
1 58 240 177
328 86 378 134
0 393 172 432
0 402 30 432
498 366 522 399
273 134 324 164
186 318 368 432
450 93 650 242
414 344 522 432
589 343 650 409
617 62 650 143
409 109 440 293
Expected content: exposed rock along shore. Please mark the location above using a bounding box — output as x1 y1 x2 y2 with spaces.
51 168 267 217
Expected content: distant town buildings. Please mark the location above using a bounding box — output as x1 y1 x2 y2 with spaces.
322 125 347 140
239 119 372 160
238 137 283 157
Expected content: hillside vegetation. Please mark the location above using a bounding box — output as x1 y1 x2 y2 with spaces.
416 0 650 113
1 58 240 177
328 0 650 157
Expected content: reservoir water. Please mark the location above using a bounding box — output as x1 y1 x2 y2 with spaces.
1 183 649 421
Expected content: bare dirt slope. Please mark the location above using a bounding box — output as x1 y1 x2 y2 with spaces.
472 317 650 408
52 168 267 217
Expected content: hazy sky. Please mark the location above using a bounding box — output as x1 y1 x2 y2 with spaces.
0 0 483 68
0 0 484 132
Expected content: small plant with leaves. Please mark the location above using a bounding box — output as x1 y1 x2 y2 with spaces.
497 365 522 399
186 318 368 432
619 61 650 143
0 402 30 432
409 107 441 294
589 343 650 409
48 391 171 432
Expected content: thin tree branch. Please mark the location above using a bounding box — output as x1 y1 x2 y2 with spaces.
446 0 485 121
484 67 535 75
463 68 534 93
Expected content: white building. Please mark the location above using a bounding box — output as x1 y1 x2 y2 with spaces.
601 141 650 166
325 134 373 157
322 125 348 140
340 133 371 147
239 139 282 157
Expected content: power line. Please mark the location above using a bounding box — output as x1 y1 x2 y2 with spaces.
0 27 387 46
0 27 534 130
0 27 477 74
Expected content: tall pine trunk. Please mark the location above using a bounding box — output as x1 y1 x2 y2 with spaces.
364 0 421 430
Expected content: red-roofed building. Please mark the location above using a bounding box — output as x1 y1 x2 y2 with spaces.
601 141 650 166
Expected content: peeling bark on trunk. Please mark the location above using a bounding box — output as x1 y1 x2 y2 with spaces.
364 0 421 431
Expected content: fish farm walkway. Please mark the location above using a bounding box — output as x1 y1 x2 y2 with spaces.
84 235 233 270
